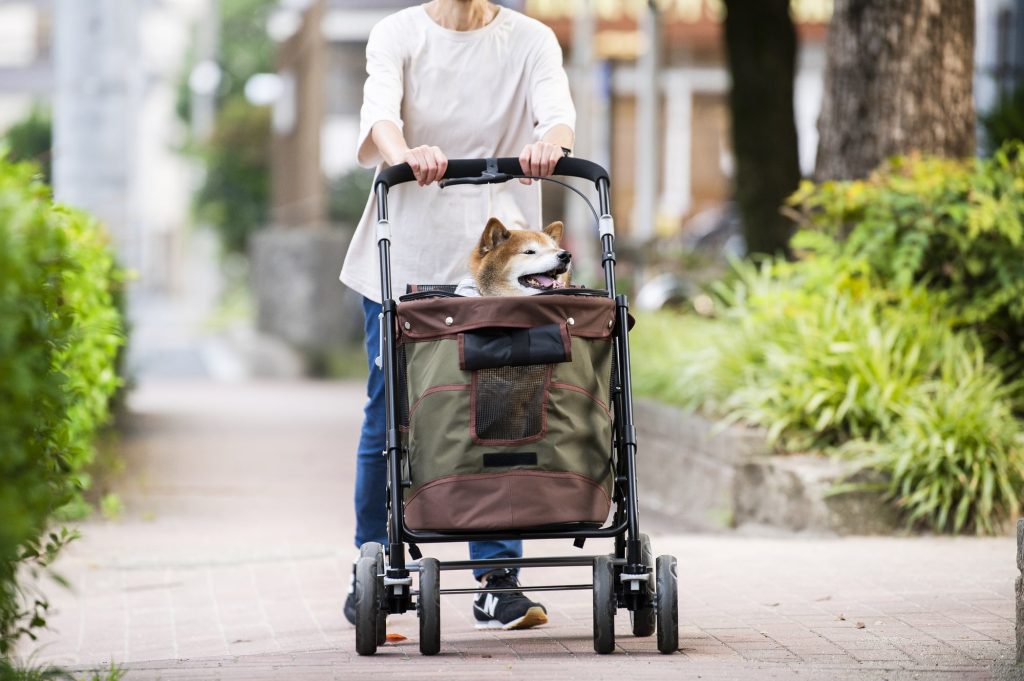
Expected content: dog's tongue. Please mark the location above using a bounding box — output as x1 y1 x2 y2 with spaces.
533 274 556 288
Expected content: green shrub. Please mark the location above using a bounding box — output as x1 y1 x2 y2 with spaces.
180 0 277 255
633 256 1024 533
788 142 1024 370
194 98 271 253
328 167 374 226
0 158 124 651
982 84 1024 153
1 107 52 184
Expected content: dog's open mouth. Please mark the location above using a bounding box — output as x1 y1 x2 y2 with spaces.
519 265 568 291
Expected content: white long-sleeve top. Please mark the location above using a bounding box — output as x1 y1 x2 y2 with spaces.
339 5 575 302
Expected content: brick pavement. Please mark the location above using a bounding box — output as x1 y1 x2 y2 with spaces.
16 381 1022 680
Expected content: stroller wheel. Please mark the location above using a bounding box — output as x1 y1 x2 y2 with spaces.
418 557 441 655
592 555 616 654
630 533 656 638
655 555 679 654
354 556 381 656
359 543 387 646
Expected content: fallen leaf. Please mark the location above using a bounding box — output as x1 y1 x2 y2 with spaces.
764 602 780 607
815 595 831 602
855 622 865 629
837 614 846 621
385 633 408 642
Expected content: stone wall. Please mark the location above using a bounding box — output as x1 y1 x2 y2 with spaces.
634 398 901 534
250 227 363 354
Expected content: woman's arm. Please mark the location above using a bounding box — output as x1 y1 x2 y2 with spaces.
522 27 576 184
371 121 448 186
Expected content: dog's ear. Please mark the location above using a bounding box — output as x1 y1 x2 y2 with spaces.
543 221 564 244
478 218 511 255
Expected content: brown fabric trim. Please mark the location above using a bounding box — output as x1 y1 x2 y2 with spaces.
469 365 551 446
549 381 611 415
559 324 574 364
397 295 615 340
408 384 470 422
404 470 612 530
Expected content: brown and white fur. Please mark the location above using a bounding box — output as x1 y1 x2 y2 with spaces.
470 218 571 296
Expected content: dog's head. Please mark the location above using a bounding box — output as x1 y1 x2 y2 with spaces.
470 218 572 296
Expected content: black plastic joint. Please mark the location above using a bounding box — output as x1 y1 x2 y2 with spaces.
381 298 397 314
573 537 586 549
408 544 423 560
623 425 638 448
602 250 616 264
386 428 401 450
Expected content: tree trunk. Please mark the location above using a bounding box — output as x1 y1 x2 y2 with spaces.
815 0 976 181
724 0 802 256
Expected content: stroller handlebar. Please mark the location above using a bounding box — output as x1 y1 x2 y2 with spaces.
374 157 610 192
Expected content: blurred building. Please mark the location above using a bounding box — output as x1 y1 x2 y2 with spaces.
0 0 52 129
0 0 209 295
268 0 830 241
976 0 1024 142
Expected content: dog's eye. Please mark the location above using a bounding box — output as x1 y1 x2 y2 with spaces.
523 249 536 255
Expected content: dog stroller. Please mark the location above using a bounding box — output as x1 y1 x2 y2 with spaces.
352 157 679 655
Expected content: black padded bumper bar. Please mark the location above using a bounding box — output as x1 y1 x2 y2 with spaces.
374 157 610 192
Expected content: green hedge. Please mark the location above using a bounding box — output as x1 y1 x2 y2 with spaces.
0 158 124 652
632 143 1024 534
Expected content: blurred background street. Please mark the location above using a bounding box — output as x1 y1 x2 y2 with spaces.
2 0 1024 679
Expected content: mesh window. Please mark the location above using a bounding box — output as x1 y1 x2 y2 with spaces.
474 365 548 441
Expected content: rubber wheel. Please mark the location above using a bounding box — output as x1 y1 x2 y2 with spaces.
655 555 679 654
630 533 656 638
354 556 380 656
418 557 441 656
592 555 616 654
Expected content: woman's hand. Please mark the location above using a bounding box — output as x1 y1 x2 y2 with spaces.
518 141 564 185
401 145 448 186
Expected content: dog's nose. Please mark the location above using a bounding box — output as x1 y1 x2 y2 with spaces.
558 250 571 263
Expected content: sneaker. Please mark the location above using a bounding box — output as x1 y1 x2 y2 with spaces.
473 569 548 630
343 562 357 625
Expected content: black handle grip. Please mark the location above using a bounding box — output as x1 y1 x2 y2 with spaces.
374 157 609 192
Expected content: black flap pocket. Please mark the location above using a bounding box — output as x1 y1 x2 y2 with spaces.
460 323 571 371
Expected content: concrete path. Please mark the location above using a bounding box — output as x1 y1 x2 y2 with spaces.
19 381 1021 680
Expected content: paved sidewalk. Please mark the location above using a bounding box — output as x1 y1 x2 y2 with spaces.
18 381 1021 680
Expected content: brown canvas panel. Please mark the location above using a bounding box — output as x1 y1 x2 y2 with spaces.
406 381 613 494
404 470 612 530
397 295 616 340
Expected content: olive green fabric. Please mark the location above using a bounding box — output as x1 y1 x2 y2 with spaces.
401 334 614 513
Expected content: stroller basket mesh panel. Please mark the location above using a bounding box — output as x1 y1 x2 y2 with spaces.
473 365 547 441
396 294 618 531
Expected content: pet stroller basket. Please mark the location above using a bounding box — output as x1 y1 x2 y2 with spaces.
395 290 617 531
351 157 681 658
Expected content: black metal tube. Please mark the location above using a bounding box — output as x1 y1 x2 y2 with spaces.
602 234 616 297
438 585 594 595
376 185 389 222
376 186 406 581
614 295 642 566
597 178 616 298
401 518 628 544
437 556 616 571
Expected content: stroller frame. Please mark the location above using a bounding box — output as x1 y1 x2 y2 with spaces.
354 157 678 655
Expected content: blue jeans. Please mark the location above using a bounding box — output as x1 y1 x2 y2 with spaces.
354 297 522 579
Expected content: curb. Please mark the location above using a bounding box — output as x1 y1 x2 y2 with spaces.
634 397 901 534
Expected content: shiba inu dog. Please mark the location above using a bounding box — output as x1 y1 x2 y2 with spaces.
470 218 572 296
